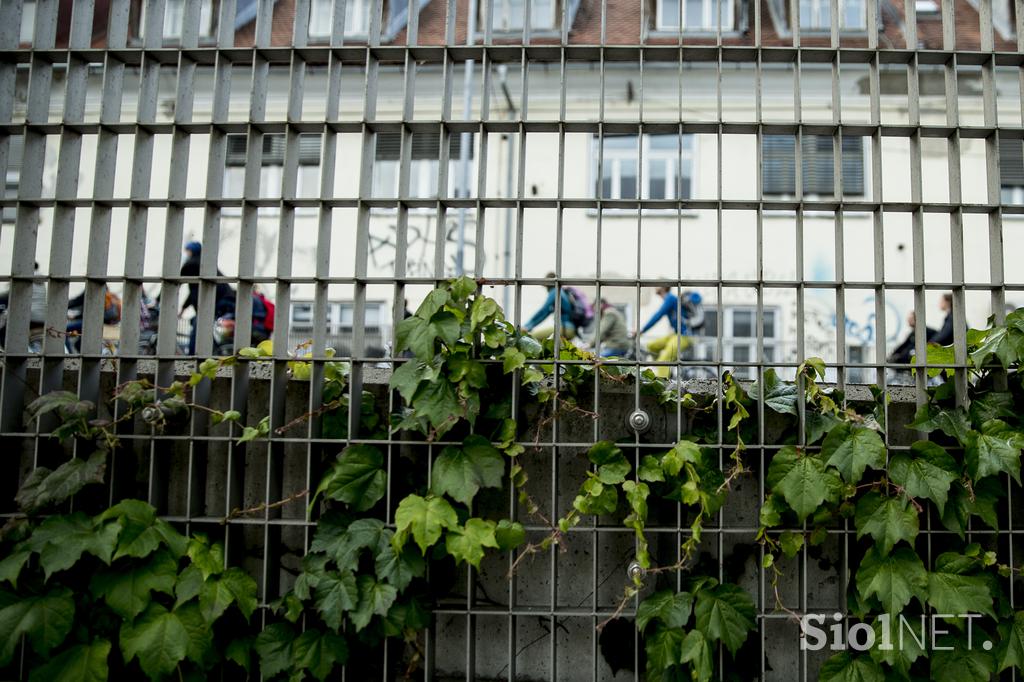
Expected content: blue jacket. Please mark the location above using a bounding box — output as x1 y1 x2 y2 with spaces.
525 289 574 332
641 292 687 335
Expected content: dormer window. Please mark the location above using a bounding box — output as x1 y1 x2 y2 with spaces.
797 0 866 31
484 0 558 33
656 0 736 32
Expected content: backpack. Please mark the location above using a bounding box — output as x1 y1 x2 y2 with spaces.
681 291 704 333
254 292 275 332
103 290 122 324
565 287 594 329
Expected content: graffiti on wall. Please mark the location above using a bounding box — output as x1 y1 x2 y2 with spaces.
367 217 477 278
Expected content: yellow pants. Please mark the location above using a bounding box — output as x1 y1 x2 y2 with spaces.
648 333 691 379
530 324 576 341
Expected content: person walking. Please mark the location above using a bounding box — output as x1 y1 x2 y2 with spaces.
180 241 236 355
888 310 937 364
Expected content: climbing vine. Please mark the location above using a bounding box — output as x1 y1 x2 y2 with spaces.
3 279 1024 681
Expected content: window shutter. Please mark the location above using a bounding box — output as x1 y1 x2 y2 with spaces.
225 133 322 166
762 135 796 195
840 135 864 196
2 136 22 223
376 131 473 161
999 137 1024 188
801 135 834 195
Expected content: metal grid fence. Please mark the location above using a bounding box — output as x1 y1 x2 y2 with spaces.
1 0 1023 679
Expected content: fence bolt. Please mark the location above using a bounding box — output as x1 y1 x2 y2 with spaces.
627 409 651 433
627 560 645 581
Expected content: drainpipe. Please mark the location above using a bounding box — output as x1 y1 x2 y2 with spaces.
455 0 479 276
498 64 517 313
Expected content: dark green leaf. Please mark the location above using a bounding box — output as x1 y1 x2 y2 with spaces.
312 445 387 512
996 610 1024 672
15 451 107 514
819 652 885 682
389 359 439 402
0 587 74 665
0 549 30 588
396 311 460 362
291 629 348 681
693 583 756 655
680 629 713 682
766 447 841 523
200 567 258 621
350 575 398 632
28 640 110 682
927 552 994 618
931 633 994 682
431 436 505 506
854 493 919 556
941 479 1002 537
908 404 972 444
28 512 121 579
644 623 684 679
375 543 425 591
637 590 693 633
965 419 1023 483
494 520 526 551
855 546 927 615
821 423 886 484
969 392 1016 428
119 603 190 678
254 623 296 679
888 441 959 514
313 571 358 630
90 549 177 619
753 368 800 415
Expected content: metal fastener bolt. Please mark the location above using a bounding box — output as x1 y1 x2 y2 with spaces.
627 560 645 581
628 409 651 433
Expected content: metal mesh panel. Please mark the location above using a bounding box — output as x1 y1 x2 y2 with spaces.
1 0 1023 679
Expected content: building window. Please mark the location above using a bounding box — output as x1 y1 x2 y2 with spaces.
19 1 35 44
222 133 322 212
694 306 780 379
1000 138 1024 205
2 137 22 225
485 0 557 32
139 0 217 41
761 134 864 198
309 0 375 38
595 134 694 201
372 132 474 200
656 0 736 32
289 300 388 354
798 0 865 31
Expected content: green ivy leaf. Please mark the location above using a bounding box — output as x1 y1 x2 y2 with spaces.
855 546 927 615
374 543 426 591
636 590 693 633
908 404 972 444
350 575 398 632
638 455 665 482
501 347 526 373
176 601 214 666
381 598 432 637
90 549 178 619
680 629 713 682
199 567 258 622
186 535 225 580
927 552 995 618
0 549 31 588
965 419 1023 483
119 603 190 678
969 391 1016 427
779 531 804 558
470 295 499 331
448 355 487 389
431 436 505 505
322 518 389 566
644 623 684 679
27 512 120 579
0 587 74 665
819 652 885 682
313 570 358 630
930 633 995 682
753 368 800 415
411 377 463 435
394 494 458 554
693 583 756 656
415 288 451 319
854 492 919 556
494 519 526 551
254 622 296 679
225 635 253 673
996 610 1024 672
291 629 348 681
396 311 460 362
445 518 500 568
389 359 439 402
766 447 841 523
888 441 959 514
941 479 1002 538
27 640 110 682
663 440 702 477
15 451 107 514
969 324 1020 369
312 445 387 512
821 423 886 484
869 614 924 675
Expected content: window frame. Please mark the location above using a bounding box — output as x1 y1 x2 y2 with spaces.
222 134 323 216
761 134 867 200
137 0 219 43
655 0 737 33
483 0 559 34
308 0 376 39
794 0 867 33
693 305 782 379
592 133 696 204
